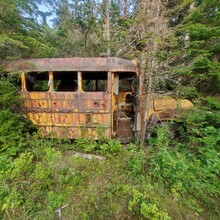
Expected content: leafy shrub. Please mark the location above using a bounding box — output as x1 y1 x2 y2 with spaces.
125 148 146 179
75 137 122 156
123 102 220 217
128 187 171 219
0 78 29 155
0 78 21 110
0 137 63 218
202 96 220 110
145 108 220 215
0 110 27 155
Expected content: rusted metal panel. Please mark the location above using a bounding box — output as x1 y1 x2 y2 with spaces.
153 97 177 111
153 96 194 120
40 126 111 139
0 57 137 73
22 90 111 139
26 112 110 126
22 93 111 114
113 117 133 143
1 57 139 141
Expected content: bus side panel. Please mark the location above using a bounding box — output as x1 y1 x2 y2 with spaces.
22 91 111 139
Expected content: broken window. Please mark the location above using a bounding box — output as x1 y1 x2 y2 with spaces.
82 72 107 92
119 74 137 92
119 78 132 92
53 72 78 92
26 72 49 91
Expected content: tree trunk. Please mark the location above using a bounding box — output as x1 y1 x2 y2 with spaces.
140 0 161 146
123 0 128 18
105 0 110 56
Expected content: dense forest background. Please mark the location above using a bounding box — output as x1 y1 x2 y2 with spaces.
0 0 220 219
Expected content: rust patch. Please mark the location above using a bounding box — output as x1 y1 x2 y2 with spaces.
0 58 137 73
22 90 112 139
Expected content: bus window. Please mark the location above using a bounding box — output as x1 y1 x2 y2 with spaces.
26 72 49 91
119 78 130 92
53 72 78 92
118 73 137 93
82 72 107 92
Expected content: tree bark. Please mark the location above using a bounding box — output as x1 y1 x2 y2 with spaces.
105 0 111 56
123 0 128 18
140 0 161 146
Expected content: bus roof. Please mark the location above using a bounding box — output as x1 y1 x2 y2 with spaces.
0 57 137 73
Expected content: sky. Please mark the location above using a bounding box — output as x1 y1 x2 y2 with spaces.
37 3 55 27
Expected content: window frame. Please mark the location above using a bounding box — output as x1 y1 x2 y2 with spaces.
24 72 50 92
81 71 109 93
22 71 112 93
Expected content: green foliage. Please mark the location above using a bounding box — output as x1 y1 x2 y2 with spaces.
125 148 146 179
173 0 220 95
53 0 103 57
0 78 63 218
0 79 21 110
146 108 220 215
201 96 220 110
0 0 57 59
0 79 28 155
123 102 220 218
0 136 63 218
0 110 27 155
75 137 122 156
128 187 171 219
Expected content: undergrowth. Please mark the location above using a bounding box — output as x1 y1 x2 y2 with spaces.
0 78 219 219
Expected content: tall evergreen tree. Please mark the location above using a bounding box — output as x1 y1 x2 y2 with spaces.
170 0 220 96
0 0 56 59
53 0 102 57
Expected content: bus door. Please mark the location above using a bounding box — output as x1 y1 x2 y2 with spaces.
112 73 135 143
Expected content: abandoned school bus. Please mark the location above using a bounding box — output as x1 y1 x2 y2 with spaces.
1 57 193 142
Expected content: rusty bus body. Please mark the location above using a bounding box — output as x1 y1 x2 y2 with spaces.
0 57 193 142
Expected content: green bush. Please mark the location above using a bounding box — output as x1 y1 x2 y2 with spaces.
128 187 171 219
0 110 27 155
0 136 64 218
145 108 220 215
75 137 122 156
0 78 21 110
